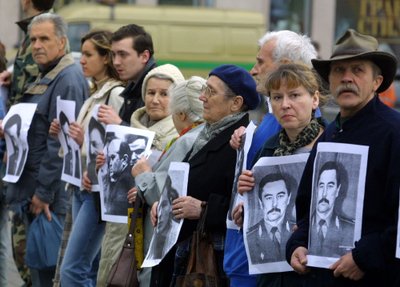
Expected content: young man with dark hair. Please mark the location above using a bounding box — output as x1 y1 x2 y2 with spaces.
97 24 156 125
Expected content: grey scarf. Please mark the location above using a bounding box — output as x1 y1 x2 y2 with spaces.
188 112 245 160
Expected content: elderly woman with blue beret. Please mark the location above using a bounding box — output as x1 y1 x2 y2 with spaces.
150 65 261 286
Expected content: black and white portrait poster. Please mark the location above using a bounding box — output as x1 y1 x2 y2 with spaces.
85 105 104 192
57 97 81 187
99 124 155 223
2 103 37 183
307 142 368 268
226 121 256 230
243 154 309 274
397 188 400 259
142 162 189 267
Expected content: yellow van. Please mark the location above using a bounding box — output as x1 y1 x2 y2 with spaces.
57 3 265 77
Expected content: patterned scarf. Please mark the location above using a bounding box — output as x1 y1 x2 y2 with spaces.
273 117 324 156
188 112 245 160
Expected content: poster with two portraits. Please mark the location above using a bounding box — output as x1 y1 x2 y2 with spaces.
243 142 368 274
98 124 155 223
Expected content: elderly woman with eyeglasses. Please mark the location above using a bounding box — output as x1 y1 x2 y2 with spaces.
150 65 261 286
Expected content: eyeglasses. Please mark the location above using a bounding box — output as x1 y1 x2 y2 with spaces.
201 85 218 98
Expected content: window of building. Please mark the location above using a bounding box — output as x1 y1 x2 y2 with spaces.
269 0 312 34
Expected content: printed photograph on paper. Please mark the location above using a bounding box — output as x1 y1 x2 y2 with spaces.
85 105 105 192
307 142 368 268
397 188 400 259
57 97 81 187
2 103 37 183
99 124 154 223
226 121 256 230
142 162 189 267
243 154 309 274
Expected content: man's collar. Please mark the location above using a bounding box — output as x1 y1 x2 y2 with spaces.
38 56 63 74
334 95 378 131
16 9 53 33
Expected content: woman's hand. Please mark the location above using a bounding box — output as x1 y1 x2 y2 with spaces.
230 126 246 150
150 201 159 227
290 247 309 275
97 104 122 125
95 151 106 171
232 202 244 228
82 171 92 191
69 122 84 146
131 157 152 177
172 196 202 220
237 170 255 195
127 187 138 204
49 119 60 138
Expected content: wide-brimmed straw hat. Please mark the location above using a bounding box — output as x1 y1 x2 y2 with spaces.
312 29 398 93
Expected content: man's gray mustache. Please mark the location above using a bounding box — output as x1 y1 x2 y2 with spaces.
335 84 359 95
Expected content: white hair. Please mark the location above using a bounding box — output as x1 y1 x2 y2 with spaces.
258 30 317 67
169 76 205 123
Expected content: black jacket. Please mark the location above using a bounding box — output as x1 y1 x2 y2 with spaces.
179 113 249 241
118 57 156 124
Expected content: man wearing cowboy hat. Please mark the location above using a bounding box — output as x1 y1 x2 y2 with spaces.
287 29 400 287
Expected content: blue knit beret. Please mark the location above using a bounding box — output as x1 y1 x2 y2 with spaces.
209 64 260 110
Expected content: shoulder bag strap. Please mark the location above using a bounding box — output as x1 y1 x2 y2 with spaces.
128 196 142 236
104 85 124 106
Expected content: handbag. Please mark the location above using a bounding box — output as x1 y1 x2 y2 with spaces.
25 212 63 270
176 205 220 287
106 196 143 287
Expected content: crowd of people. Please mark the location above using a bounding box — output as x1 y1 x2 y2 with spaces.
0 0 399 287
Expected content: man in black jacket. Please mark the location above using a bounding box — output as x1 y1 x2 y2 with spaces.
287 29 400 287
97 24 157 125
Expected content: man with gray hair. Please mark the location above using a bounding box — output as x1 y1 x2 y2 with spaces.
288 29 400 286
3 13 88 286
0 1 56 285
226 30 318 286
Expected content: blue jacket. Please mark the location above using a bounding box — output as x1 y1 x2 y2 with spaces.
6 54 88 215
224 113 281 286
287 96 400 287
